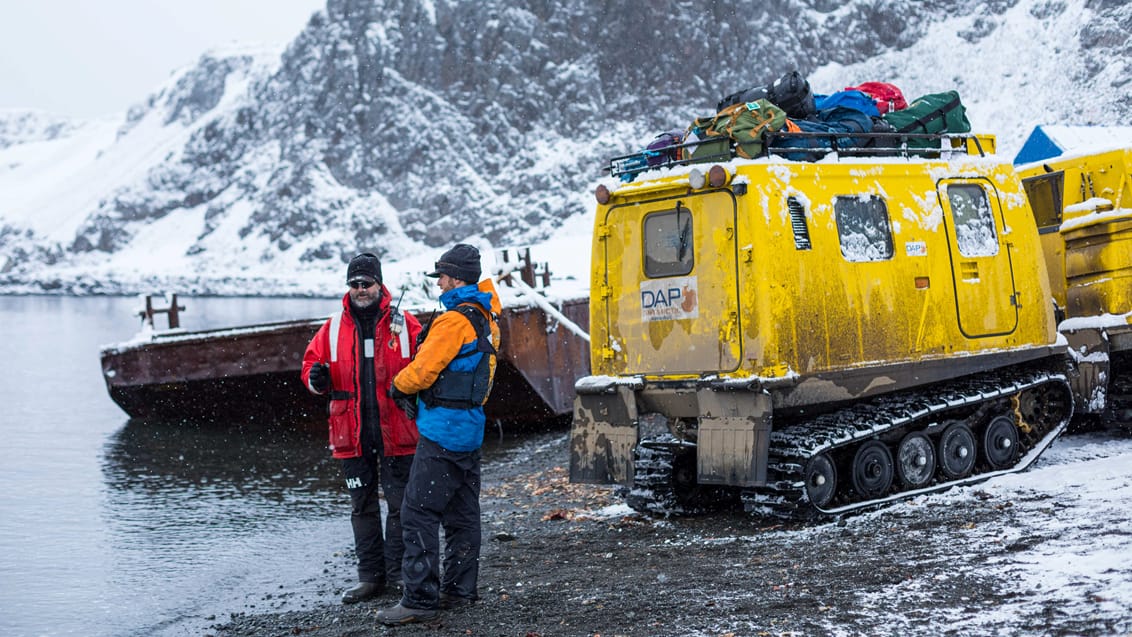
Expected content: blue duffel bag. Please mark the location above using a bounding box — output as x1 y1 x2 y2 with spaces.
770 106 875 160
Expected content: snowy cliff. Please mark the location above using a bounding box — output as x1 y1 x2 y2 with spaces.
0 0 1129 295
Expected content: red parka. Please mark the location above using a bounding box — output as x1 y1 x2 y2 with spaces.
302 287 423 459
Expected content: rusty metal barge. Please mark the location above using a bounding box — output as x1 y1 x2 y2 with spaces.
100 277 590 425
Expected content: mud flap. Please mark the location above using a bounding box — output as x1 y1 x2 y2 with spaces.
695 389 772 487
569 386 639 485
1063 327 1111 415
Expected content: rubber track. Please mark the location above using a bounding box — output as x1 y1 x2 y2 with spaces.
625 443 681 515
626 438 740 516
741 364 1073 520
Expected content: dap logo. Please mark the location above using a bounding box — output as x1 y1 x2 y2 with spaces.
640 276 699 322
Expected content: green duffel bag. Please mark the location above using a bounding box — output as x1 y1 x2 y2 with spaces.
719 99 787 158
683 99 787 162
882 90 971 148
682 114 731 163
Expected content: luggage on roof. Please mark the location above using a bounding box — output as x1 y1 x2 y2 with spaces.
767 70 817 120
845 82 908 114
687 99 787 161
645 129 684 167
814 90 880 118
769 106 875 161
882 91 971 148
720 71 818 119
716 85 768 114
605 83 982 181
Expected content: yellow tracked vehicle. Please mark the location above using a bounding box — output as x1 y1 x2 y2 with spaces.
1019 144 1132 427
569 131 1086 518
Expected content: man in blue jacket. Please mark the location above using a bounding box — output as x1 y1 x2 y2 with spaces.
377 244 501 625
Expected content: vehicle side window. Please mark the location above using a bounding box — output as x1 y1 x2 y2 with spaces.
643 203 694 278
834 195 893 262
948 183 1000 257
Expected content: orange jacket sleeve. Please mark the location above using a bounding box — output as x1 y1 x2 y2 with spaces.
392 309 477 395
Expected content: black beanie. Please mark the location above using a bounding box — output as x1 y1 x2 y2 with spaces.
346 252 382 284
426 244 482 283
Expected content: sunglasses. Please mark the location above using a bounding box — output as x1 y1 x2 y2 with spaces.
348 279 377 289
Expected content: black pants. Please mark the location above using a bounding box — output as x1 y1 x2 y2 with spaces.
380 454 412 583
342 452 414 584
400 436 482 610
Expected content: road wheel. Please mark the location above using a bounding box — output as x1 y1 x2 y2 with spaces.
850 440 893 499
804 453 837 508
982 415 1019 469
938 422 976 479
895 431 936 488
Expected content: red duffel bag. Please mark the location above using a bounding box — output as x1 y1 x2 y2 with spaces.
845 82 908 114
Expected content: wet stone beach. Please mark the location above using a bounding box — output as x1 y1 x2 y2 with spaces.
212 428 1132 637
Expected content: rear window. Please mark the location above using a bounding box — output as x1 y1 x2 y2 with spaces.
834 195 893 262
643 204 694 277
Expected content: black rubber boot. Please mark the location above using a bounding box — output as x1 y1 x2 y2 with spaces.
376 603 439 625
341 581 384 604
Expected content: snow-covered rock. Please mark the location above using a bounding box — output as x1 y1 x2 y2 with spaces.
0 0 1129 295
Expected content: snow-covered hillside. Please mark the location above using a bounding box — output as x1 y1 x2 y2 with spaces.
0 0 1129 297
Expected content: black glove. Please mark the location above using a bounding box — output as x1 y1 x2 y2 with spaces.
308 363 330 393
394 396 418 420
388 385 417 419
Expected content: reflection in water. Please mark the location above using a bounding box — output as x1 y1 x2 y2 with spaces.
99 417 346 611
104 417 337 500
102 417 341 526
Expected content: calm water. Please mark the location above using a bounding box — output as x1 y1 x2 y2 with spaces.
0 295 353 637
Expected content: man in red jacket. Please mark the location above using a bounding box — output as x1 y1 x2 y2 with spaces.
301 253 423 604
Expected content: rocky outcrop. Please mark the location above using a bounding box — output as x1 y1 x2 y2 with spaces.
0 0 1129 293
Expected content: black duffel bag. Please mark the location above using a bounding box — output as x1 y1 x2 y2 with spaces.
767 70 816 120
716 85 768 113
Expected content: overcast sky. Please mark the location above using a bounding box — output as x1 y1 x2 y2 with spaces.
0 0 325 119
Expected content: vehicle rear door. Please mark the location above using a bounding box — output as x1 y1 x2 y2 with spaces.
601 190 741 375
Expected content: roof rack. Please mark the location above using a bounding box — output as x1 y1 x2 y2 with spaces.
608 132 990 180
